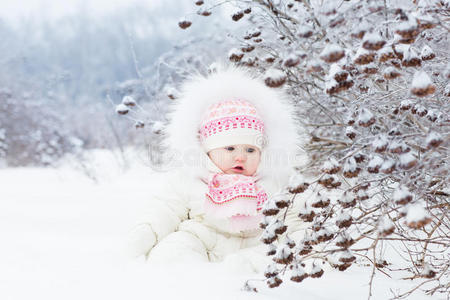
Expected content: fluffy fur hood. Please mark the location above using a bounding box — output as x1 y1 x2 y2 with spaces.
162 66 307 192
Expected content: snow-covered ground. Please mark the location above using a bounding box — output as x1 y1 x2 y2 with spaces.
0 152 436 300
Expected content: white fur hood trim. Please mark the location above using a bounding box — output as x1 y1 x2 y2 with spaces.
162 66 307 190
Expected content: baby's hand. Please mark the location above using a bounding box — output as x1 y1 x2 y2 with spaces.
128 224 157 258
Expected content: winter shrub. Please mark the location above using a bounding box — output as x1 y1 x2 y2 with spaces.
0 88 83 167
171 0 449 298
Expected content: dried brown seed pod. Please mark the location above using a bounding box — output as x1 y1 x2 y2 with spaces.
336 263 352 271
286 237 296 249
264 55 275 64
356 189 369 201
228 48 244 62
411 71 436 97
329 16 345 28
307 59 323 73
353 182 370 192
444 84 450 97
298 244 313 255
122 95 136 107
198 9 211 16
379 47 396 62
262 198 280 216
402 48 421 67
275 225 288 235
264 264 279 278
321 158 341 174
393 43 409 60
343 157 361 178
298 209 316 222
372 135 388 152
398 152 418 169
399 100 413 110
426 111 438 122
390 59 402 69
318 174 341 189
421 265 436 278
395 19 420 39
354 153 366 163
375 77 385 84
351 21 369 39
298 25 313 38
283 54 301 67
426 132 443 149
336 212 352 228
335 234 355 248
338 250 356 263
241 45 255 53
353 47 375 65
314 229 334 244
421 45 435 60
338 192 356 208
378 216 395 236
388 141 410 154
264 69 287 88
267 276 283 288
231 10 244 22
115 104 129 115
383 67 401 80
261 230 277 244
241 56 257 67
393 186 413 205
367 155 383 173
411 104 426 116
320 44 345 63
178 19 192 29
362 63 378 74
273 245 293 264
362 32 386 51
358 108 375 127
290 267 308 282
388 127 401 136
311 193 330 208
310 263 324 278
380 159 396 174
274 195 290 209
405 204 431 229
288 174 309 194
325 80 341 95
398 37 416 44
135 121 145 129
345 126 357 139
267 244 277 256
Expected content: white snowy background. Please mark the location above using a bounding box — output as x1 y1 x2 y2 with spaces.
0 150 434 300
0 1 443 299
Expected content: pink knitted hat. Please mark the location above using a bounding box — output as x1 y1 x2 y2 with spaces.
198 99 265 152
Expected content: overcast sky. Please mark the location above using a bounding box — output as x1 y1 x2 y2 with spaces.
0 0 166 24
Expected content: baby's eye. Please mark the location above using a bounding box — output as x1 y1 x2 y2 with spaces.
225 146 235 151
247 147 255 153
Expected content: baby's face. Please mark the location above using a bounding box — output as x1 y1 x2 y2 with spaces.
208 144 261 176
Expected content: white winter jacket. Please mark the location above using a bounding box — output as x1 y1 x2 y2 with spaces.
130 67 308 269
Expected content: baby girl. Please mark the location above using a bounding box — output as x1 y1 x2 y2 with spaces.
130 66 302 269
201 99 268 233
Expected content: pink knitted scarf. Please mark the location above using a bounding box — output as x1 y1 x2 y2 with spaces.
204 173 267 232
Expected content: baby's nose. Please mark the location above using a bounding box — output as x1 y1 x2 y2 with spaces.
234 151 247 162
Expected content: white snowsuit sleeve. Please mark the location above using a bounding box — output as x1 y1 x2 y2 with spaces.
129 171 190 258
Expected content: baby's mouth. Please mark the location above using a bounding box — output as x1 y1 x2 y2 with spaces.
233 166 244 172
